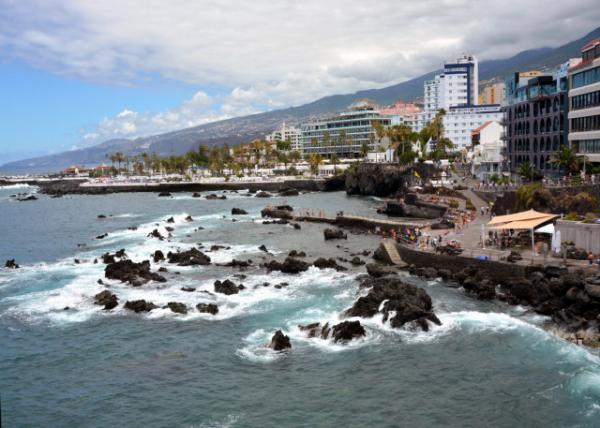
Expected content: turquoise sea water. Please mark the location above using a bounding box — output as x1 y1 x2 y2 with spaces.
1 185 599 427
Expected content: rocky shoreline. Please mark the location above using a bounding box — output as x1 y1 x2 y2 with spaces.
390 243 600 347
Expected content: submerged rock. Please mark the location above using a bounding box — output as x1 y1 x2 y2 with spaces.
255 191 272 198
166 216 175 223
181 287 196 292
232 208 248 215
223 259 252 268
288 250 306 258
147 229 165 240
206 193 226 200
270 330 292 351
124 299 158 312
158 192 172 197
196 303 219 315
278 187 299 197
324 228 347 240
167 248 211 266
94 290 118 310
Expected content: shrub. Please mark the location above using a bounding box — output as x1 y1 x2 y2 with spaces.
449 199 459 208
564 212 581 221
465 198 476 211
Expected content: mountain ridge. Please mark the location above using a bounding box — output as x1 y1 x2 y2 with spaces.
3 26 600 174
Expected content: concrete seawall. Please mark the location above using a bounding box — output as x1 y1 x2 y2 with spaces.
395 243 529 283
37 179 325 195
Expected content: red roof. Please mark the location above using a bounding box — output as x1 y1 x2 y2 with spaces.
582 38 600 52
471 121 493 134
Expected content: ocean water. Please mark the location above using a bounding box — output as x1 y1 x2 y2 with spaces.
1 185 599 427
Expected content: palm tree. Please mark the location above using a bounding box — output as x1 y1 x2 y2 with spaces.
289 150 301 165
308 153 323 176
435 137 455 157
551 146 580 176
330 153 340 174
518 162 535 181
360 142 369 159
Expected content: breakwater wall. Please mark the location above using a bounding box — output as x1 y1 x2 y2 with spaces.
395 244 529 283
38 179 325 195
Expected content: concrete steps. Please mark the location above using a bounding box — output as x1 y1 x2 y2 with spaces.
380 239 407 267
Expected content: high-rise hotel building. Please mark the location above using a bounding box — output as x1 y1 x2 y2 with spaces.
568 38 600 164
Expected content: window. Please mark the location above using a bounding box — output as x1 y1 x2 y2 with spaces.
572 66 600 89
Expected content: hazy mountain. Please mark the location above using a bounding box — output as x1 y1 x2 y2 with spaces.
3 26 599 174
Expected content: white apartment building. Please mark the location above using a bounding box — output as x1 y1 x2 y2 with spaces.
443 105 503 151
419 54 479 129
469 121 505 180
265 123 302 153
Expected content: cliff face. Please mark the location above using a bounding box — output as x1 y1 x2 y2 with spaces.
344 163 435 197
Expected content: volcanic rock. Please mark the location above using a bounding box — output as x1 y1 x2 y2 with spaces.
312 257 347 271
331 321 366 342
158 192 172 197
288 250 306 258
147 229 165 240
278 187 299 197
214 279 243 295
269 330 292 351
345 277 441 331
196 303 219 315
4 259 19 269
166 216 175 223
324 228 347 240
94 290 118 310
255 191 272 198
167 248 211 266
365 263 397 278
124 299 158 312
231 208 248 215
153 250 165 263
104 259 167 286
166 302 188 314
263 257 309 274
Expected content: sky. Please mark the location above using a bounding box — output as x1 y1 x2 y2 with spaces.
1 0 600 163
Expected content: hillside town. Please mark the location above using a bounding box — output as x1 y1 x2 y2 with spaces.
39 37 599 189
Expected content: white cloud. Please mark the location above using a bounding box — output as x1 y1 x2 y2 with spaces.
2 0 599 142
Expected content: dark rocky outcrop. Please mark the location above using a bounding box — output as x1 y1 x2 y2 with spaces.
366 263 397 278
288 250 306 258
147 229 165 240
322 174 346 192
96 233 108 240
185 215 193 222
153 250 165 263
206 193 226 200
270 330 292 351
255 191 272 198
166 302 188 314
378 193 446 219
196 303 219 315
324 228 347 240
350 257 365 266
263 257 309 274
331 321 366 342
223 259 252 268
312 257 347 271
258 244 269 253
4 259 19 269
105 260 167 286
124 299 158 312
94 290 118 310
214 279 244 295
181 287 196 292
261 205 293 220
158 192 172 197
231 208 248 215
346 277 441 331
278 187 299 197
167 248 210 266
16 194 38 201
166 216 175 223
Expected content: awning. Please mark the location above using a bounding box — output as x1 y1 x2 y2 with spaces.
491 215 557 230
535 223 555 234
488 209 555 225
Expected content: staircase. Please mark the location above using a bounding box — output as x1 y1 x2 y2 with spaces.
380 239 407 267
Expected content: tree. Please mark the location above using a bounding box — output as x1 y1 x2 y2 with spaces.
277 150 290 171
308 153 323 175
360 142 369 159
276 139 291 151
289 150 301 164
517 162 542 182
435 137 455 158
330 153 340 174
551 146 580 176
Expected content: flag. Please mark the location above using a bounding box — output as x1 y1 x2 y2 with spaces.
414 171 420 178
